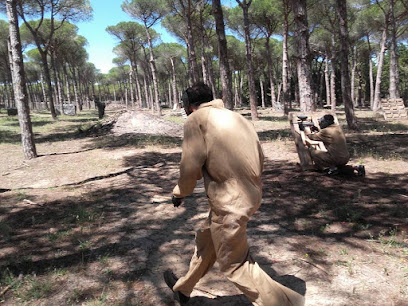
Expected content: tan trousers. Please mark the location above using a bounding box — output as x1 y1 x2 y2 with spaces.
173 210 305 306
310 148 348 170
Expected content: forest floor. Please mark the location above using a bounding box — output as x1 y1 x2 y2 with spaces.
0 104 407 306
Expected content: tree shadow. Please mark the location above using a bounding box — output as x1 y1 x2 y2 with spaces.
86 133 182 150
1 120 53 128
0 150 199 305
257 129 293 141
259 116 288 122
347 133 408 159
350 116 408 133
0 151 407 305
259 158 408 254
188 294 252 305
33 130 84 143
0 130 21 144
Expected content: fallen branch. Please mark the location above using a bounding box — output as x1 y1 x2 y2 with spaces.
23 199 44 206
0 274 23 297
296 258 330 275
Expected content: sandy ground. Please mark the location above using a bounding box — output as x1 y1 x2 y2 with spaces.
0 107 407 305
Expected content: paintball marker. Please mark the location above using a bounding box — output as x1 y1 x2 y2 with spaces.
297 115 319 132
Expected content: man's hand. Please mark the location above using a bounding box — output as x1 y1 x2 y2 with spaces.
171 196 184 207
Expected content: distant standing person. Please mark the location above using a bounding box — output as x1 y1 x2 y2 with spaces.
93 95 105 119
164 82 305 306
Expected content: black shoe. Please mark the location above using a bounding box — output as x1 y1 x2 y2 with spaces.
357 165 365 177
327 167 339 175
163 270 190 305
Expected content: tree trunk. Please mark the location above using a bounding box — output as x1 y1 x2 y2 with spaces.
4 80 10 108
6 0 37 159
199 9 209 85
367 36 374 109
239 0 259 120
125 86 128 108
336 0 357 130
63 66 71 105
324 54 331 106
260 78 265 108
72 67 81 111
143 74 150 109
149 83 154 113
276 82 282 104
373 27 388 111
351 46 357 106
389 0 400 99
133 64 143 108
330 35 337 111
291 0 313 112
234 73 239 108
282 0 290 114
51 51 63 114
213 0 233 109
26 83 33 109
239 72 243 107
183 0 199 84
145 27 161 115
129 67 135 107
357 68 363 108
207 55 217 99
113 83 117 102
265 37 277 109
170 57 179 109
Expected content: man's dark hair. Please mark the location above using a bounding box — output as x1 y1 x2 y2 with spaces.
319 114 335 129
323 114 334 124
182 82 213 112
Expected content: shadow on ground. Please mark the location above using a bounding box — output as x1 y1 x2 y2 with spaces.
1 146 407 304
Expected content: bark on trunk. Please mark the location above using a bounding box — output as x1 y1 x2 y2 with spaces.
199 9 209 85
183 0 199 84
213 0 233 109
291 0 313 112
238 0 258 120
145 27 161 115
324 54 331 106
6 0 37 159
170 57 179 109
265 37 277 109
373 27 388 111
234 73 239 108
351 46 357 106
62 65 71 105
330 35 337 111
336 0 357 129
133 64 143 108
129 67 135 107
207 55 217 99
143 74 150 109
51 51 63 114
389 0 400 99
282 0 290 114
368 36 374 109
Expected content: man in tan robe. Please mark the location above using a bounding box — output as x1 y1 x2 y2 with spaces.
306 114 365 176
164 82 305 306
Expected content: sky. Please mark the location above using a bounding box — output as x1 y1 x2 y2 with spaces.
0 0 237 74
76 0 177 73
77 0 236 73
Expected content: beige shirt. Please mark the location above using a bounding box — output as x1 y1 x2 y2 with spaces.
308 124 350 165
173 99 264 218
